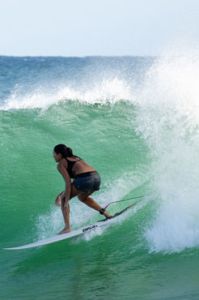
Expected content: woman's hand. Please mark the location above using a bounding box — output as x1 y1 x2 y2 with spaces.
57 161 71 203
55 191 65 206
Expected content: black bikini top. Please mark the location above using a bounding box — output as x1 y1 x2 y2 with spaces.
66 156 81 178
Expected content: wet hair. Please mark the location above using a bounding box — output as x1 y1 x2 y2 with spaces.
54 144 74 158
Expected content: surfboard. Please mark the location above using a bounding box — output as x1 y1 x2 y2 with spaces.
4 203 135 250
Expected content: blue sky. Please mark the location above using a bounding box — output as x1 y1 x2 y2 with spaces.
0 0 198 56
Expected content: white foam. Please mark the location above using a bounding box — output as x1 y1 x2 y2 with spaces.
0 77 133 110
135 47 199 252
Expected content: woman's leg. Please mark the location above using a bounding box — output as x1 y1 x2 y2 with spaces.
59 184 79 234
59 200 71 234
78 193 112 218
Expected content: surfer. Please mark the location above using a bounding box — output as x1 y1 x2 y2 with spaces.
53 144 112 234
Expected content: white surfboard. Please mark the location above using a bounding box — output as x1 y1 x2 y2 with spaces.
4 203 136 250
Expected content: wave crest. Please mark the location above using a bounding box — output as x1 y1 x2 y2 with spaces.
0 77 133 110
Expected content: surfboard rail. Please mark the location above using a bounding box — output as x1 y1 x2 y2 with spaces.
4 202 138 250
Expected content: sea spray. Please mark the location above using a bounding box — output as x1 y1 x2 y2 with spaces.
0 77 133 110
134 52 199 252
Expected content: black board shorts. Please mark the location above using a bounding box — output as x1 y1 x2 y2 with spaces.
73 171 101 194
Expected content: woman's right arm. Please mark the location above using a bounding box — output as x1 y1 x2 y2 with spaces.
57 161 71 207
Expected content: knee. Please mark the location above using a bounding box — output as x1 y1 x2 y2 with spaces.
55 198 61 206
55 192 65 206
55 195 62 206
78 194 88 203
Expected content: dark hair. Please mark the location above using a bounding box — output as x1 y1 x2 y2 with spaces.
54 144 73 158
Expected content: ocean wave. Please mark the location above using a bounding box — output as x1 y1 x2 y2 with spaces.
134 51 199 253
0 77 134 110
3 51 199 253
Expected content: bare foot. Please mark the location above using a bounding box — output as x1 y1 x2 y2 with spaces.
58 227 71 234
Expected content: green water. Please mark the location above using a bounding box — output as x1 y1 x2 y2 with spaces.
1 101 199 300
2 52 199 299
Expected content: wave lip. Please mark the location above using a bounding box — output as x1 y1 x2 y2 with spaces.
134 51 199 253
0 78 133 110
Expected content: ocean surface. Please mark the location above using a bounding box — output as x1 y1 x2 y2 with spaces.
1 55 199 300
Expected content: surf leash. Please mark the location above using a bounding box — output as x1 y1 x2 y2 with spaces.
99 195 146 221
102 195 145 210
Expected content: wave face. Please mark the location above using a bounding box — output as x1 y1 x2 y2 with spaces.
1 55 199 300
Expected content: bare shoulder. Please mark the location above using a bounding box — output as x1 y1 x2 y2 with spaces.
57 159 68 170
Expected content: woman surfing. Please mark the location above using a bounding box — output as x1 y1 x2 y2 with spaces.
53 144 112 234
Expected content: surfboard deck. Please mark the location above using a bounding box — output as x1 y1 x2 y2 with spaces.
4 203 135 250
